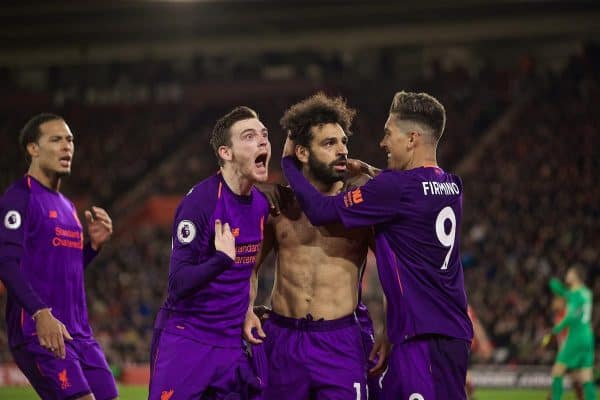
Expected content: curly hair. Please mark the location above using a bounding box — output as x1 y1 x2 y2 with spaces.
280 92 356 148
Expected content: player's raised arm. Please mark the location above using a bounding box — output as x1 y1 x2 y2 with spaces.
282 154 400 229
549 277 568 297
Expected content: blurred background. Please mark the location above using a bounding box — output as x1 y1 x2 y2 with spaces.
0 0 598 397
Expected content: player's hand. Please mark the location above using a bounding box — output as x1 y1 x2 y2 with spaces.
85 206 113 250
541 333 554 348
369 330 391 376
214 220 236 261
255 183 284 216
347 158 381 178
34 308 73 359
243 308 266 345
282 134 296 158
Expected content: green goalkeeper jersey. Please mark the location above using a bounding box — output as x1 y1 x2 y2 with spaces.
549 278 594 345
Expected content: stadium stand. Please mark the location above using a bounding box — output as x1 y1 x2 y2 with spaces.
0 43 597 387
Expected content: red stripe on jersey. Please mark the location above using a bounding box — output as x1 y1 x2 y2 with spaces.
392 255 404 295
151 346 160 377
260 216 264 240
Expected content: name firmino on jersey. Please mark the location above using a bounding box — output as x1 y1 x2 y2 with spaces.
422 181 460 196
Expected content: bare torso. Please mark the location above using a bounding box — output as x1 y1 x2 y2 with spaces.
267 185 371 320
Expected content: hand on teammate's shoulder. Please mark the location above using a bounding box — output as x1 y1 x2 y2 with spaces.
344 173 372 191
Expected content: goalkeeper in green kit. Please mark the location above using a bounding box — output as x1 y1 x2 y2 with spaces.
546 266 596 400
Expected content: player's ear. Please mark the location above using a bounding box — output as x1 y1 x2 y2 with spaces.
295 145 309 163
218 145 232 162
26 142 39 159
408 131 419 149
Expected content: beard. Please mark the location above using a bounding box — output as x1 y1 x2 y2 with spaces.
307 153 346 185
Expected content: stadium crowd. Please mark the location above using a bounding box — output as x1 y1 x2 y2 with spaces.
462 49 599 365
0 45 598 379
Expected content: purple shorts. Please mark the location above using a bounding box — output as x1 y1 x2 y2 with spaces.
258 312 367 400
381 335 470 400
360 328 383 400
11 338 117 400
149 329 261 400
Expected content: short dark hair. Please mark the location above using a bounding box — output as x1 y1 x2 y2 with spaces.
210 106 259 166
389 91 446 141
280 92 356 148
19 113 64 164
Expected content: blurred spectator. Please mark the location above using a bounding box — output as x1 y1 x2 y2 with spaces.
0 45 598 373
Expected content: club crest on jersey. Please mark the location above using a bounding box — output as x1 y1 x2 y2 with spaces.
177 220 196 244
4 210 21 230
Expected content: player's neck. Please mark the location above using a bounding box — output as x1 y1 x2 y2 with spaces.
407 150 438 170
220 166 253 196
28 166 61 191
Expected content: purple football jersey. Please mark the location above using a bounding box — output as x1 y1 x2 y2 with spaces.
283 158 473 345
0 176 94 347
156 173 270 347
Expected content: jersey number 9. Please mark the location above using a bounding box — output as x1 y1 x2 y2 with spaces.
435 206 456 270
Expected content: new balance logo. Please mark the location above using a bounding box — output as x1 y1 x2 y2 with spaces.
343 188 364 207
351 189 363 204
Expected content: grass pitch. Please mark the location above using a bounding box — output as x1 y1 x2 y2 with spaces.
0 385 596 399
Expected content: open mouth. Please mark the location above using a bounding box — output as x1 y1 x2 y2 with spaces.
333 163 347 172
59 156 72 168
332 159 348 172
255 154 268 169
